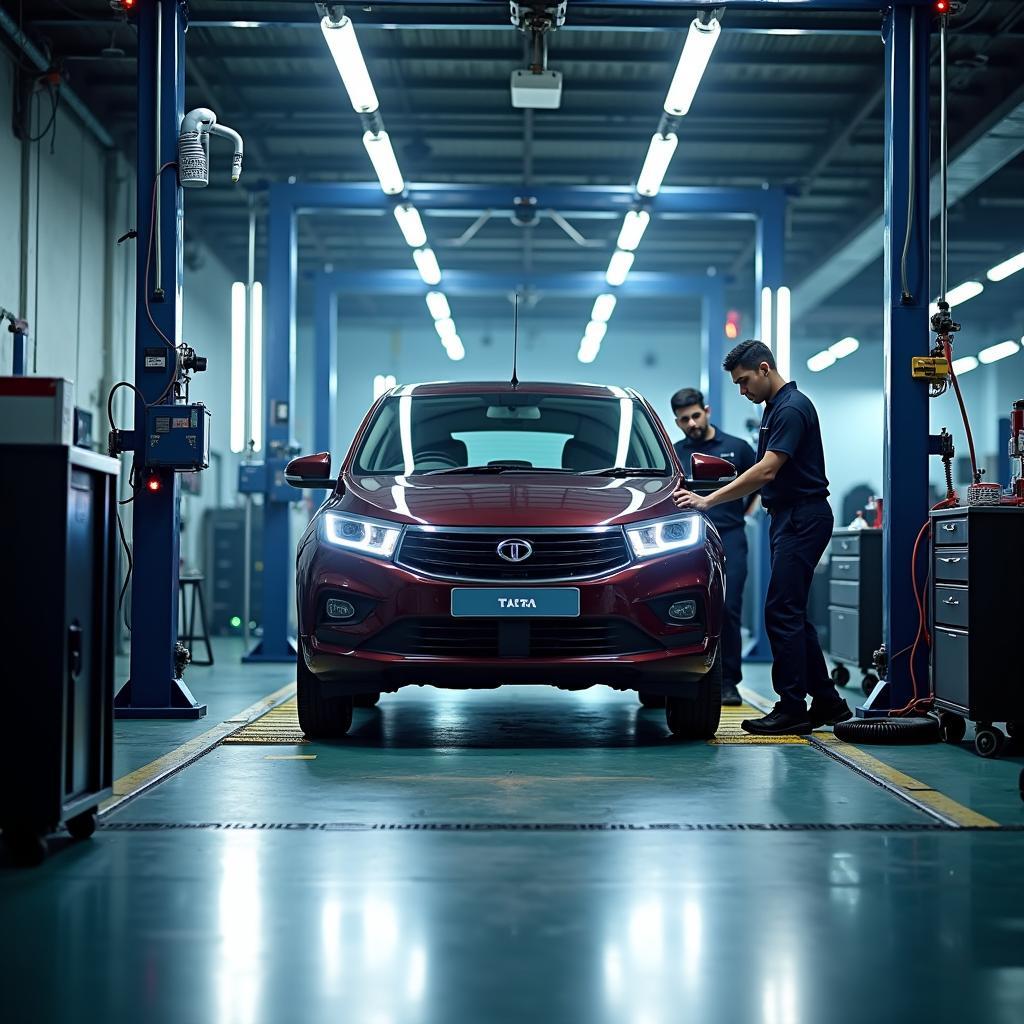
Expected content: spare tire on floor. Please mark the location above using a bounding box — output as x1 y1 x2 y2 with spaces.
833 716 940 744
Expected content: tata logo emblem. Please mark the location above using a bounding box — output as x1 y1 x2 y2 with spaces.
497 538 533 563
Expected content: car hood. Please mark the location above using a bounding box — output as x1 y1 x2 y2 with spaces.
340 473 681 528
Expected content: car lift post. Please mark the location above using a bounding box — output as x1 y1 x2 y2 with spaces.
114 0 206 717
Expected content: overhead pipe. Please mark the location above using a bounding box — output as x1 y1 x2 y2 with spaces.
0 8 114 150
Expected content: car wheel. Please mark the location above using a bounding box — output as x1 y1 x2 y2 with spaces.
296 650 354 739
638 692 665 709
665 648 723 740
353 692 381 709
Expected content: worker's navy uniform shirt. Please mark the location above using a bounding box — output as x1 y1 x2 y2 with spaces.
673 428 756 533
755 381 830 510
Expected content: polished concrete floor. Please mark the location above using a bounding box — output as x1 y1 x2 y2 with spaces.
3 639 1024 1023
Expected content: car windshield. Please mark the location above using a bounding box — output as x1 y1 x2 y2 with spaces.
353 391 673 476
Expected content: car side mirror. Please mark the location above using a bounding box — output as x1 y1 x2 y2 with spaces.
688 453 736 492
285 452 338 489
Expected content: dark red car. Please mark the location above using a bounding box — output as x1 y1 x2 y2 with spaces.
286 381 734 741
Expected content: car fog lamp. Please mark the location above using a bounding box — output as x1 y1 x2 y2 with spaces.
326 598 356 620
668 600 697 621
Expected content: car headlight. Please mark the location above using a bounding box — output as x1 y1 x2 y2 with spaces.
625 514 703 559
322 512 402 559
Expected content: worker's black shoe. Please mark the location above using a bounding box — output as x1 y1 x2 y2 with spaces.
809 696 853 729
721 682 742 707
741 704 813 736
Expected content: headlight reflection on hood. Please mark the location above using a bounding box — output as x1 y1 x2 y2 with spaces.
625 515 703 559
323 512 402 559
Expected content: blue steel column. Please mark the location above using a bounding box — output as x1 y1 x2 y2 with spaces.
881 4 931 709
699 278 724 417
314 273 338 455
245 185 298 662
116 0 204 717
746 193 786 663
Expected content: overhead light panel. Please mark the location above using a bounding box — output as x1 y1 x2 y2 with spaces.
616 210 651 252
605 249 635 287
986 250 1024 283
829 336 860 359
775 285 791 379
249 281 263 453
591 293 617 323
578 338 600 364
413 248 442 286
444 335 465 361
434 317 457 340
978 339 1019 364
584 320 608 345
362 130 405 195
951 356 978 375
663 16 722 117
320 15 379 114
394 204 427 248
425 291 450 321
807 351 836 373
760 287 772 350
230 282 246 454
635 133 678 198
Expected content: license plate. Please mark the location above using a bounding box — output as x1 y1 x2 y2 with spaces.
451 587 580 618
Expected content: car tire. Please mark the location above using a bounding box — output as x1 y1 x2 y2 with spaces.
665 647 722 740
353 692 381 709
296 650 354 739
638 692 665 709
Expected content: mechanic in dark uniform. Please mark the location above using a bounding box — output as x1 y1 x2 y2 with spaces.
672 340 851 735
670 387 757 707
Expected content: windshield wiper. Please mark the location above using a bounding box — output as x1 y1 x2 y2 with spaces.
580 467 670 477
423 464 575 476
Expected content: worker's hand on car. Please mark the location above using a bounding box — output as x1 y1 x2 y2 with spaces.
672 484 708 512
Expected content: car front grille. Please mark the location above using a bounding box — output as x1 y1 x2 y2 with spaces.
360 618 663 659
396 528 631 582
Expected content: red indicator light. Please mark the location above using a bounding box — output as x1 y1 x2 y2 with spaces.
146 474 161 493
934 1 949 12
725 310 740 340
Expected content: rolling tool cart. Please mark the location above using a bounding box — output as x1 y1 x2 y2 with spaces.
0 444 118 864
827 528 883 696
931 506 1024 757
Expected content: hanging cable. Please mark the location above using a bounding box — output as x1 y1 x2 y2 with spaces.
898 6 916 303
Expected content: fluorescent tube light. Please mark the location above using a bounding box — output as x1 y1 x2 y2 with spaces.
591 293 617 323
986 250 1024 283
362 130 405 195
320 15 379 114
578 339 600 364
413 248 442 286
807 350 836 373
444 335 465 361
760 287 772 350
978 339 1019 365
373 373 397 399
434 317 457 340
943 280 984 307
829 336 860 359
635 133 678 198
425 291 450 321
249 281 263 453
775 286 791 378
605 249 635 287
230 282 246 453
393 204 427 247
950 356 978 376
616 210 650 252
663 17 721 117
584 320 608 345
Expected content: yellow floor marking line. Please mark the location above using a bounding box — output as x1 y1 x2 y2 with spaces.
100 682 298 816
710 703 808 745
742 683 999 828
223 697 307 744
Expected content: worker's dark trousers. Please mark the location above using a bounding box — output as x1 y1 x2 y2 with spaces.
766 500 836 711
719 526 748 687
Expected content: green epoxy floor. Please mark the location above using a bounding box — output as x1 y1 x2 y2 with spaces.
4 639 1024 1023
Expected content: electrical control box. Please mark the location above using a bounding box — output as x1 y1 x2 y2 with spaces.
0 376 75 444
911 356 950 381
510 69 563 109
144 402 210 470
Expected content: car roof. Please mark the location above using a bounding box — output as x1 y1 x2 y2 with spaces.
384 381 644 400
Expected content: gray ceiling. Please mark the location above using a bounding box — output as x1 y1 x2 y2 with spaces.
9 0 1024 340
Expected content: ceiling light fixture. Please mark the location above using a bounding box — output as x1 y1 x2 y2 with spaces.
319 15 379 114
829 336 860 359
443 335 465 361
977 339 1019 365
425 291 451 321
393 204 427 247
616 210 651 252
986 250 1024 283
663 16 722 117
950 356 978 375
584 320 608 345
635 133 678 198
775 285 791 379
434 317 457 340
362 130 405 195
413 248 442 286
605 249 635 287
591 293 617 323
807 350 837 373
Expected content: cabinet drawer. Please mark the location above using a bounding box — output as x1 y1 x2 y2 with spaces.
934 585 968 629
833 534 860 556
932 628 969 710
934 517 968 546
831 557 860 582
829 607 859 663
934 548 968 583
829 580 859 609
